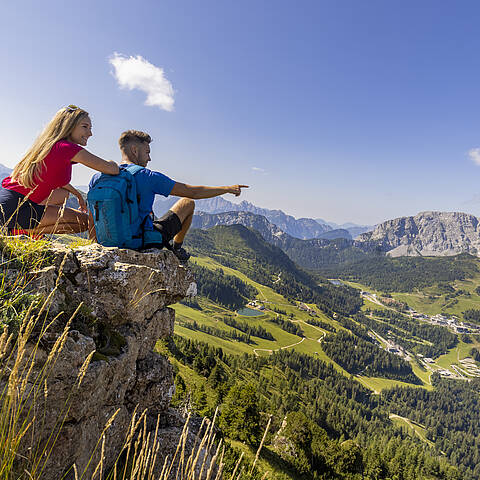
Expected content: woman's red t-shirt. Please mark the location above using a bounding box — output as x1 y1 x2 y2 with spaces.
2 140 83 204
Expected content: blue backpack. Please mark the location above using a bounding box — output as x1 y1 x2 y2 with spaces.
87 164 147 249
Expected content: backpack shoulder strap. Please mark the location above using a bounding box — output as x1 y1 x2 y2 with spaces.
123 164 145 176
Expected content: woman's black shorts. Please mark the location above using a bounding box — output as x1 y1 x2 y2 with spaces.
0 187 46 230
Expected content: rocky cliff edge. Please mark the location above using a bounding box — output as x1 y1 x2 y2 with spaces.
11 242 197 479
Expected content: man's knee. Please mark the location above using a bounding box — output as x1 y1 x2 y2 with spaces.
172 198 195 218
181 198 195 213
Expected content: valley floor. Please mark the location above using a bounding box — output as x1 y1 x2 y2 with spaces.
174 256 458 393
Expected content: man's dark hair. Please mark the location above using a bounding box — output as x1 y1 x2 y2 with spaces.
118 130 152 151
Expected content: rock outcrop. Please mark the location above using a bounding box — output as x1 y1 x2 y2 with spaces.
13 243 197 479
192 211 289 243
356 211 480 257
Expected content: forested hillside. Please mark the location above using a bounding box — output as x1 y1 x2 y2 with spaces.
328 254 479 292
189 264 257 310
165 337 460 479
383 375 480 478
185 225 362 315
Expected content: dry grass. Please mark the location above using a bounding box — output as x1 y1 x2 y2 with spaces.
0 247 75 479
79 407 267 480
93 411 227 480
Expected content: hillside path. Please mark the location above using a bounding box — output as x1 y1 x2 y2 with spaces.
253 337 305 356
252 319 328 356
293 319 328 343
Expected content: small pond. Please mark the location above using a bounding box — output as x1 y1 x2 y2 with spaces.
329 279 344 286
237 307 264 317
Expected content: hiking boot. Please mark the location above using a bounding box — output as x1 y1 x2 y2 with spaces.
172 246 191 263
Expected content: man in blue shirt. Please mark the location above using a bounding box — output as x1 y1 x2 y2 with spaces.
96 130 248 261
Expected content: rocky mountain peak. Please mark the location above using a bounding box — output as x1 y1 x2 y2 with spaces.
357 211 480 256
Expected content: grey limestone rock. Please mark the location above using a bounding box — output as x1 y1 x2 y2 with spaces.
12 242 198 479
356 211 480 257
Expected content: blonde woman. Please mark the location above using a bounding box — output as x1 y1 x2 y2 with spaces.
0 105 119 235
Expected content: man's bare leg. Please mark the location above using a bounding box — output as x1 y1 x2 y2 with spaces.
169 198 195 244
174 211 193 244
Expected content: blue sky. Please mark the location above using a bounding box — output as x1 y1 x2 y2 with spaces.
1 0 480 225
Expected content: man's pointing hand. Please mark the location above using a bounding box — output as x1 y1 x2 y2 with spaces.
229 185 249 196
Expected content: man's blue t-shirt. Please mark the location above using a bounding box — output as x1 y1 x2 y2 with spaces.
89 165 175 231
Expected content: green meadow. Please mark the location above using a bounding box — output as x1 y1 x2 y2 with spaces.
393 281 480 317
172 255 438 393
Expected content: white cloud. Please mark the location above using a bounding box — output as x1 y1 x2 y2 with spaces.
252 167 266 173
109 53 174 111
468 148 480 166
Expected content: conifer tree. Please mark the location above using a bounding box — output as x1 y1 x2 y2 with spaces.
219 383 260 445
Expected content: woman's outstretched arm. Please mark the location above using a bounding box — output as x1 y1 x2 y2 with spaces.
72 150 119 175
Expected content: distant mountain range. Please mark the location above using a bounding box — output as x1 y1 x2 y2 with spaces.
192 210 480 273
192 211 352 241
156 197 480 259
154 196 372 240
190 202 480 258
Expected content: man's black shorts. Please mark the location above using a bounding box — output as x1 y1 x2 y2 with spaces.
151 210 182 247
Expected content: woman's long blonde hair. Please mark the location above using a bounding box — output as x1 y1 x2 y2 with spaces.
11 106 89 189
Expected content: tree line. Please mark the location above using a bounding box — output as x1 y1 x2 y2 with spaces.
326 253 479 293
269 316 304 337
177 319 253 344
362 310 458 358
306 317 337 332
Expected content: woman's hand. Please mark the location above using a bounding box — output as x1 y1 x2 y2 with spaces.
77 194 88 213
